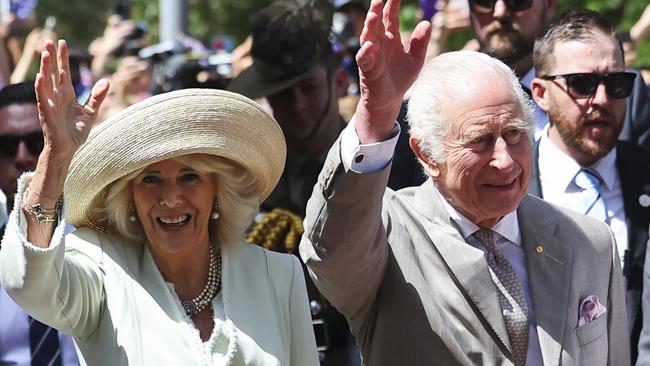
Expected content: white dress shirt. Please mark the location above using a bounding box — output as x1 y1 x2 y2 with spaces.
340 119 544 366
0 287 81 366
538 130 627 268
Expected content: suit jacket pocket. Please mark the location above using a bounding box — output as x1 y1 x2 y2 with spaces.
576 314 607 346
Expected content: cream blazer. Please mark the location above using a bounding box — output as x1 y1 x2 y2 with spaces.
0 176 318 366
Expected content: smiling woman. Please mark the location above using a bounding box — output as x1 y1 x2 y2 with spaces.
0 39 318 366
105 154 258 249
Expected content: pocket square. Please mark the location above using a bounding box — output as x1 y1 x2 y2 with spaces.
578 295 607 327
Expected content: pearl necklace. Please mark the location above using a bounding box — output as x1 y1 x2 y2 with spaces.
181 244 222 316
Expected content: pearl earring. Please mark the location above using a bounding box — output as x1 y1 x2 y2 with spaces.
211 201 220 220
129 202 137 222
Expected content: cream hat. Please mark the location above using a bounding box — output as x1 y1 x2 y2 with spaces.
64 88 286 230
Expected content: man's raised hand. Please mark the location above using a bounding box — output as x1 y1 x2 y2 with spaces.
354 0 431 143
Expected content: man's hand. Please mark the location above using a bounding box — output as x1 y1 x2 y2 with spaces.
354 0 431 144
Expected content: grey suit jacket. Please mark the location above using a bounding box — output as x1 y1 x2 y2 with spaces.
300 140 630 365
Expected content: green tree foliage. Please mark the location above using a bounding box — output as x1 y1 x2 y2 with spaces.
556 0 650 67
35 1 111 49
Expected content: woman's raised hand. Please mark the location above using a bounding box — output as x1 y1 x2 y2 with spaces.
35 39 109 158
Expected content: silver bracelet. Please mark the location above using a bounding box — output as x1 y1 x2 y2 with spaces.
21 190 63 223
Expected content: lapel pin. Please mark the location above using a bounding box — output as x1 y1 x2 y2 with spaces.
535 245 544 254
639 194 650 208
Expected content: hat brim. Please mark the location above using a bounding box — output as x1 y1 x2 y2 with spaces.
227 64 309 100
64 88 286 231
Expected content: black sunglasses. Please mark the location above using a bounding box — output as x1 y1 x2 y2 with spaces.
0 131 44 158
541 72 636 99
469 0 533 14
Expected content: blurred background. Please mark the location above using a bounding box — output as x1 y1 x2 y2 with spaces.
1 0 648 121
25 0 650 65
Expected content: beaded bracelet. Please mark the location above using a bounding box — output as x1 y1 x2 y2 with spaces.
21 189 63 223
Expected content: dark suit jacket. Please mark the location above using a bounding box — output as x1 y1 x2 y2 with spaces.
621 69 650 151
529 139 650 362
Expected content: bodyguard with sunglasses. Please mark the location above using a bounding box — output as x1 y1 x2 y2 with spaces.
527 10 650 363
0 82 81 366
468 0 650 149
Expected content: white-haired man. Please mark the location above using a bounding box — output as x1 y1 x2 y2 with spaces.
300 0 628 365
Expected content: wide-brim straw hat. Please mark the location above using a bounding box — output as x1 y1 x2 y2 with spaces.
64 88 286 231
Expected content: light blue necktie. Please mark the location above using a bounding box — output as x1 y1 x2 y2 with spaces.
573 168 608 222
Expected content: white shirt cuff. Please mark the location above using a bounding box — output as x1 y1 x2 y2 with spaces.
340 116 401 173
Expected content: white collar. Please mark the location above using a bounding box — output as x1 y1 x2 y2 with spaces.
436 189 521 246
539 128 617 191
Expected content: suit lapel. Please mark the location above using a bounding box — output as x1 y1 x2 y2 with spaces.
519 196 572 365
412 181 512 355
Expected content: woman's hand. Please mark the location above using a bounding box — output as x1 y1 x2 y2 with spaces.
35 39 109 158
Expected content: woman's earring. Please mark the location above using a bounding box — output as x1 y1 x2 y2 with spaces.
211 201 220 220
129 203 138 222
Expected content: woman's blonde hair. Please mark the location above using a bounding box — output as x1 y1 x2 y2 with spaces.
103 154 259 247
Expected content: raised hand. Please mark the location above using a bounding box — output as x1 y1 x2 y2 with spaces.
35 40 109 158
354 0 431 143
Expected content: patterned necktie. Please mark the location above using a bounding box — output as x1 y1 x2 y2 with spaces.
573 168 608 222
29 317 62 366
473 228 529 366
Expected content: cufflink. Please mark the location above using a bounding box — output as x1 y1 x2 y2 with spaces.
354 153 364 164
639 194 650 208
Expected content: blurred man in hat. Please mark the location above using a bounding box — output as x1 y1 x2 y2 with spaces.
229 0 422 216
228 2 360 364
228 1 422 365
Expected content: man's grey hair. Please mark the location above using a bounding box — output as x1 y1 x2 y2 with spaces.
406 50 535 164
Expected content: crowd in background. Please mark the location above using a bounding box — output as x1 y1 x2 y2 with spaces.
0 1 648 125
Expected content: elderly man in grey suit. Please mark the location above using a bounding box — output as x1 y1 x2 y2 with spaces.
299 0 629 365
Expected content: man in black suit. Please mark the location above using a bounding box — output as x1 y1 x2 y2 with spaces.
527 10 650 362
467 0 650 147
